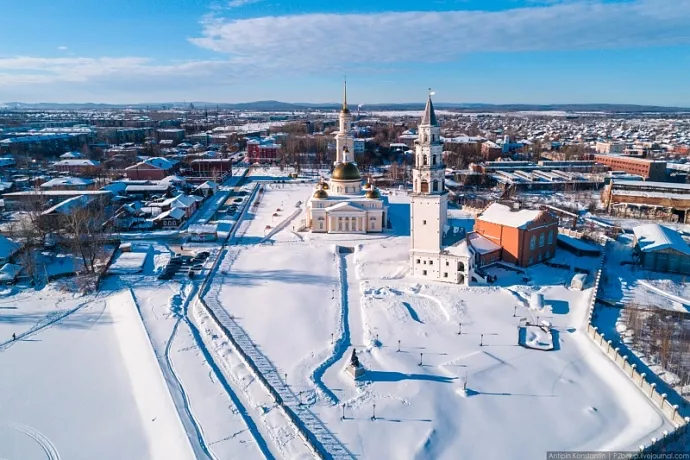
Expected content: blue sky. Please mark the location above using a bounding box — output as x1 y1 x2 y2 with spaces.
1 0 689 105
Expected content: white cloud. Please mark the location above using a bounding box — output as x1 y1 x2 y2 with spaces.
2 0 689 103
57 45 69 51
190 0 690 69
227 0 261 8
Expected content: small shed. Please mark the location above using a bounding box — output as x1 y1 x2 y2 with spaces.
187 224 218 242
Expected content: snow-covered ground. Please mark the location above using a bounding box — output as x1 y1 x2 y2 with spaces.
1 175 680 459
0 282 193 460
206 183 673 458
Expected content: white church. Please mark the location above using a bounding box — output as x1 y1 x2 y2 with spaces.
409 93 481 286
306 82 388 234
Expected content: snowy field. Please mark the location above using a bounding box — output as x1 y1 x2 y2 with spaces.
207 183 673 458
0 175 679 460
0 282 193 460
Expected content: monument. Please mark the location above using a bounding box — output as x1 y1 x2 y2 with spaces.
345 348 365 379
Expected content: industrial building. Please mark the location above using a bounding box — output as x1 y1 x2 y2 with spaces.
594 154 667 181
632 224 690 275
602 180 690 224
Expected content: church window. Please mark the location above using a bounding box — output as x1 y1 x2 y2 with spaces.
529 256 534 265
423 155 428 166
429 260 433 265
432 180 439 192
422 270 427 276
432 156 437 165
545 250 550 259
458 261 465 271
444 272 448 278
423 220 427 225
445 261 449 266
416 259 421 264
539 233 545 247
529 235 536 250
423 260 426 264
548 230 554 244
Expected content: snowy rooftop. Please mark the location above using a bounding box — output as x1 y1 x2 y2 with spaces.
633 224 690 256
477 203 542 229
52 159 100 167
467 231 502 254
41 177 94 188
612 180 690 191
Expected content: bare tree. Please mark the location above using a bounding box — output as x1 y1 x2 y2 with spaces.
62 199 112 274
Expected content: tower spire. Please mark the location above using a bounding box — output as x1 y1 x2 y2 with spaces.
420 88 438 126
342 77 349 113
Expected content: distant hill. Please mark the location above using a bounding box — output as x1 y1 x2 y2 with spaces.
2 101 689 113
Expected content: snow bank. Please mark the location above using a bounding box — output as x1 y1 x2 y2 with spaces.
108 290 195 460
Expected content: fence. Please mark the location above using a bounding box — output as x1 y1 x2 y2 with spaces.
583 243 689 453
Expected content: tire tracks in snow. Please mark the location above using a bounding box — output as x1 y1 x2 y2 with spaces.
6 421 61 460
128 285 217 460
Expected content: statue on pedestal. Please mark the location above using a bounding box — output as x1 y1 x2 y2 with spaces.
345 348 365 380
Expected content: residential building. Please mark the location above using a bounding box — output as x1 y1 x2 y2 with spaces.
40 177 95 190
595 141 626 154
246 139 281 163
125 157 177 180
156 129 186 146
353 138 366 154
52 159 101 176
481 141 502 160
188 158 232 182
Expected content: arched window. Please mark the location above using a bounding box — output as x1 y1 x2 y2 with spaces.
530 235 536 250
548 230 554 244
432 180 439 192
432 155 437 165
423 155 428 166
458 261 465 272
421 181 429 193
539 233 545 248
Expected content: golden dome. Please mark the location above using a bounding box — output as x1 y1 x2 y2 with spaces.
363 182 371 189
365 188 381 199
321 182 329 190
313 189 329 199
332 162 361 181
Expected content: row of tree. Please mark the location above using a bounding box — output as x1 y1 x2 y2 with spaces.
5 194 112 283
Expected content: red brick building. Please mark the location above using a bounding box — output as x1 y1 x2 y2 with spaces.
474 203 559 267
51 159 101 176
246 140 280 163
594 154 667 181
481 141 502 161
125 157 177 181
